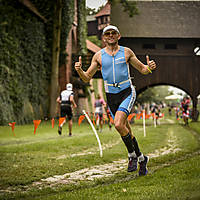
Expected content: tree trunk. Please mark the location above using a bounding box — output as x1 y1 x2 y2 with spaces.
49 0 62 118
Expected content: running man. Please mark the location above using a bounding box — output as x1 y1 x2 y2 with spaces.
181 97 190 125
56 83 77 136
74 25 156 175
94 94 106 132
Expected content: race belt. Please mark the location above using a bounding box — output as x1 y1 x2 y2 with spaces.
104 79 130 88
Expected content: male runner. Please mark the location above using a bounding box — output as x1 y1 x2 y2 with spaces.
74 25 156 175
57 83 77 136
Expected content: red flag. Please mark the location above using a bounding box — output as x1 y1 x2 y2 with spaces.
51 118 55 128
78 115 85 126
9 122 16 136
33 120 41 134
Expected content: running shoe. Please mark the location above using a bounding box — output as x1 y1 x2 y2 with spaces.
58 126 62 135
139 155 149 176
127 157 138 172
69 133 72 137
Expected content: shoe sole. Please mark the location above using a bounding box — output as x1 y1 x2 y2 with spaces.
58 126 62 135
139 156 149 176
58 129 62 135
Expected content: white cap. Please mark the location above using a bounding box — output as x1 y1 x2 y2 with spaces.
66 83 73 91
102 25 120 35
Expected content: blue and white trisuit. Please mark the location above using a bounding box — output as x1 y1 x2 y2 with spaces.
101 46 136 119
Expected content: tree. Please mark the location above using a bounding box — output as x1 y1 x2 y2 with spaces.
86 7 96 15
137 88 156 105
137 86 172 104
49 0 62 118
109 0 139 17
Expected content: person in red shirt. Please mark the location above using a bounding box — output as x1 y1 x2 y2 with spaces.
181 97 190 125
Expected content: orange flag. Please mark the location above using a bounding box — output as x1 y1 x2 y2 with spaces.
33 120 41 134
128 113 135 121
146 114 150 119
103 114 106 124
9 122 16 136
92 114 96 126
136 113 142 120
109 115 114 124
78 115 85 126
51 118 55 128
59 117 66 127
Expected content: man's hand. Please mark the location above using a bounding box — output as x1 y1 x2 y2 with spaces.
146 55 156 72
75 56 82 71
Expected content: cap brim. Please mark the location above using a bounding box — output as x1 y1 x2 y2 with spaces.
103 25 120 35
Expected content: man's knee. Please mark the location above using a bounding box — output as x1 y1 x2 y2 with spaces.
114 120 124 132
69 119 72 125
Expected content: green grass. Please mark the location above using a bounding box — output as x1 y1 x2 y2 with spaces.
55 156 200 200
190 121 200 134
0 116 199 200
43 155 200 200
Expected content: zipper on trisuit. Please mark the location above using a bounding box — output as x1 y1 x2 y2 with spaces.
112 56 115 84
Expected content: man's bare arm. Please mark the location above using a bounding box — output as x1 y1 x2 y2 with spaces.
56 97 61 104
75 53 100 82
70 96 77 108
125 48 156 74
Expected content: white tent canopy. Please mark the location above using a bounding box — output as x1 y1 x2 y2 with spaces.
165 94 183 100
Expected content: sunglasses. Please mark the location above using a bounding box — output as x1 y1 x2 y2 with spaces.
104 30 118 36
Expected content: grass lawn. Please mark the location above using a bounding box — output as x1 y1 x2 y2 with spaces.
0 115 199 200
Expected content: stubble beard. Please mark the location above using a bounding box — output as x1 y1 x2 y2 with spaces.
107 40 118 47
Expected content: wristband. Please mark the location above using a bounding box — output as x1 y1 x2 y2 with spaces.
147 66 152 73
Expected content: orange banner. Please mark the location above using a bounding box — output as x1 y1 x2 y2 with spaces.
109 115 114 124
59 117 66 127
136 113 143 120
9 122 16 136
92 114 95 126
33 120 41 134
78 115 85 126
145 114 150 119
51 118 55 128
128 113 135 121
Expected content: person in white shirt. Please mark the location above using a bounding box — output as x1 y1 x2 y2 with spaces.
56 83 77 136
